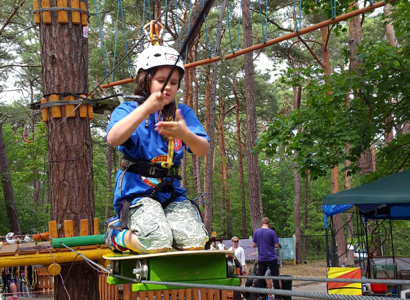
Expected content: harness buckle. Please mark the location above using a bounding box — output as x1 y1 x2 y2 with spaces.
148 166 156 176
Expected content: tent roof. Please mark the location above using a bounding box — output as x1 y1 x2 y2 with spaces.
323 169 410 205
322 169 410 225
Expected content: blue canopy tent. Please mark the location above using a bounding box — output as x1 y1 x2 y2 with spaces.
321 169 410 271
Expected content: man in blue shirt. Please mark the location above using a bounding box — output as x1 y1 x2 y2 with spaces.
253 217 281 300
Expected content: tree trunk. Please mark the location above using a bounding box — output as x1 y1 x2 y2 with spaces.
204 0 226 233
216 97 232 238
0 121 22 234
321 25 346 266
345 1 361 266
30 80 41 213
233 77 247 239
38 0 97 298
192 46 204 213
242 0 263 232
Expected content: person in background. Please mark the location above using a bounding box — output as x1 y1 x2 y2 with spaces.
244 261 272 300
253 217 281 300
229 236 247 276
210 241 217 250
217 238 226 250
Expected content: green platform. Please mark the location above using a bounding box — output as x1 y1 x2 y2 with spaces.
106 251 239 291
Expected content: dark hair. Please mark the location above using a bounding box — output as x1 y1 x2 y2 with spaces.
134 67 184 121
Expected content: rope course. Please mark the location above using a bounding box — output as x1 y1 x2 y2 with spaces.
101 0 398 89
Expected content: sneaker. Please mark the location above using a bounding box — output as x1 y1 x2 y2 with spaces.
104 216 128 253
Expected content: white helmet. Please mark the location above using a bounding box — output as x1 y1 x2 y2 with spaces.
136 45 185 75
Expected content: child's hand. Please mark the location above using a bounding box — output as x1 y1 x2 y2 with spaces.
142 91 165 115
155 109 192 141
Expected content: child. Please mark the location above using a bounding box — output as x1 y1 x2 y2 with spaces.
104 45 209 254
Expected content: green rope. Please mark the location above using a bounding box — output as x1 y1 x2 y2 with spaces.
258 0 267 43
226 1 235 53
236 0 242 52
202 0 211 58
330 0 337 20
111 0 120 82
293 0 302 33
185 0 193 62
120 0 132 77
93 0 109 82
214 0 223 56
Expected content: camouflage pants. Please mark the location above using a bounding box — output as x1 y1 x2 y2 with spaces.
128 198 208 251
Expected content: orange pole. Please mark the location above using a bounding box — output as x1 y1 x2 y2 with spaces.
184 56 221 69
101 0 396 89
225 0 398 60
102 77 136 88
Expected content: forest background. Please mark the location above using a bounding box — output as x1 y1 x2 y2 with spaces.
1 0 410 266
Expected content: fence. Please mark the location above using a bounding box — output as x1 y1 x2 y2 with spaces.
98 273 236 300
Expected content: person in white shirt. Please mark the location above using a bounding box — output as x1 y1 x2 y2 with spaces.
228 236 246 276
217 239 226 250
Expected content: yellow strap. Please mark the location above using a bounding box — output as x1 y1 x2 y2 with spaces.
161 101 179 170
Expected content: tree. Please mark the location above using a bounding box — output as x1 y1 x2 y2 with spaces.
0 117 21 234
37 0 97 298
242 0 263 232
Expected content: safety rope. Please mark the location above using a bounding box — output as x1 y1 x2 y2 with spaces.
236 0 242 52
175 0 181 49
120 0 133 77
293 0 302 32
226 1 235 53
214 0 223 57
185 0 193 63
162 0 168 41
330 0 337 20
202 0 212 58
140 0 147 51
93 0 109 81
161 101 179 170
258 0 268 43
112 0 121 82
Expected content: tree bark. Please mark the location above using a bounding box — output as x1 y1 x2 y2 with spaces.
233 78 247 239
345 1 361 266
321 25 346 266
302 170 309 260
0 121 22 234
242 0 263 232
216 96 232 238
38 0 97 298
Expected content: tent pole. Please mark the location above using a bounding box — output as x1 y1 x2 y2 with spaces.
325 224 330 267
364 218 371 278
389 216 395 264
355 207 362 270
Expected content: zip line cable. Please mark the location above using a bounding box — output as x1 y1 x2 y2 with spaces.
112 0 121 83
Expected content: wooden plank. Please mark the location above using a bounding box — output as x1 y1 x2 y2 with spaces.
193 288 200 300
131 290 138 300
64 220 74 237
94 218 99 235
123 284 130 300
147 290 154 300
170 289 178 300
49 221 58 238
186 289 192 300
80 219 89 236
0 244 18 256
17 242 38 255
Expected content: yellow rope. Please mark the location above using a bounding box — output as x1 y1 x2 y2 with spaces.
160 101 178 170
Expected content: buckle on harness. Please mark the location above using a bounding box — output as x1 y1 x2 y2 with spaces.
148 166 156 176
